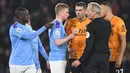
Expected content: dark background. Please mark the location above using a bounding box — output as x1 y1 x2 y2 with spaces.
0 0 130 73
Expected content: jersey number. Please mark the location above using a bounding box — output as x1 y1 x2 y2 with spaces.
116 69 123 73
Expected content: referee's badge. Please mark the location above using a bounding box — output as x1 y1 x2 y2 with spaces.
16 28 22 33
56 30 60 35
86 31 90 38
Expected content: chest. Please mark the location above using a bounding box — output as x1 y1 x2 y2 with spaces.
71 22 87 34
60 25 66 37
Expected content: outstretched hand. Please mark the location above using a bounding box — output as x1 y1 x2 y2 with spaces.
45 21 54 29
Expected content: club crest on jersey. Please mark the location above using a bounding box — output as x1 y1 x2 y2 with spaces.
121 25 126 32
86 31 90 38
56 30 60 35
122 25 125 28
74 29 79 34
16 28 22 33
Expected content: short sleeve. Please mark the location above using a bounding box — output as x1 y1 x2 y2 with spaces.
117 19 127 35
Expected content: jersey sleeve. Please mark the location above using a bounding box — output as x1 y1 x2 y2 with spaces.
117 19 127 35
38 37 48 61
11 26 46 40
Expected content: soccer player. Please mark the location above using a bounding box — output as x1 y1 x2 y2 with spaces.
25 20 49 73
72 2 111 73
9 7 53 73
100 1 127 73
48 3 75 73
65 2 91 73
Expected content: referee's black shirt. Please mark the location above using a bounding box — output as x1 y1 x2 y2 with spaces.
79 17 111 63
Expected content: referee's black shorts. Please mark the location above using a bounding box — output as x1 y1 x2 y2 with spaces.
82 53 110 73
109 61 124 73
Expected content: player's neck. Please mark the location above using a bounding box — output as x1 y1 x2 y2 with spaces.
18 20 25 25
56 16 63 23
78 16 86 22
105 12 114 21
25 23 31 26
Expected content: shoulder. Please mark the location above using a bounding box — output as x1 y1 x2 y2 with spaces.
53 20 62 28
10 22 23 32
113 16 125 24
112 16 125 28
114 16 123 21
85 18 91 23
67 17 77 23
70 17 77 21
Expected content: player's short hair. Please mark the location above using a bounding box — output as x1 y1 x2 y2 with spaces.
76 2 87 9
88 2 101 14
100 1 112 9
15 7 27 18
55 3 69 15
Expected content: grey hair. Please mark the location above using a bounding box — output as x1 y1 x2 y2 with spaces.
88 2 101 14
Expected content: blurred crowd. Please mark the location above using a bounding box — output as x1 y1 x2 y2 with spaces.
0 0 130 73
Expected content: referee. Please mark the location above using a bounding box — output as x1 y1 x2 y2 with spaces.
72 2 111 73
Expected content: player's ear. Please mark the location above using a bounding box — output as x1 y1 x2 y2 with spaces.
17 15 21 19
19 15 23 19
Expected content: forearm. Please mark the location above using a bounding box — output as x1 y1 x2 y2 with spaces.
119 35 126 60
119 40 126 60
21 26 46 40
54 36 70 46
